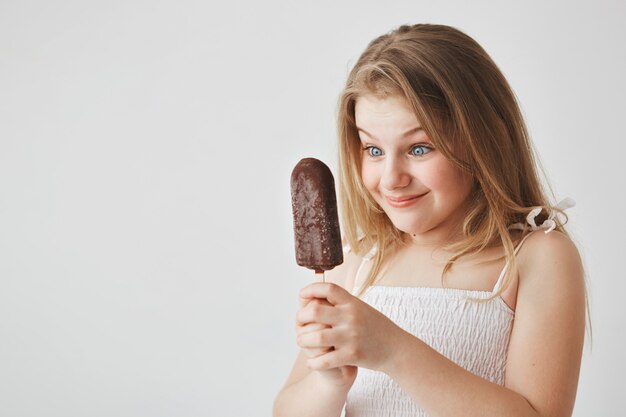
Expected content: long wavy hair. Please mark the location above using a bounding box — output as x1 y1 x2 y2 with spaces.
336 24 591 341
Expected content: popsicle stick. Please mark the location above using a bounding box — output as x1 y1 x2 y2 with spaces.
315 270 325 283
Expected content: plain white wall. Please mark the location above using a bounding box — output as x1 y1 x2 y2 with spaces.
1 0 623 416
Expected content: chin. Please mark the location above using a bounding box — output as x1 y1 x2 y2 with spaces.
385 216 424 235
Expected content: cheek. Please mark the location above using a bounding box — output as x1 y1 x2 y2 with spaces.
421 157 470 194
360 161 380 193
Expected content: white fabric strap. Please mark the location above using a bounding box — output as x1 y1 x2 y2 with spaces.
351 244 378 295
491 229 539 293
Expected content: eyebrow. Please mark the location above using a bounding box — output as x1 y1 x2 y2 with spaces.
356 126 424 141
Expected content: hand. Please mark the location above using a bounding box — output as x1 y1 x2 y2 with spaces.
296 282 405 373
296 298 358 388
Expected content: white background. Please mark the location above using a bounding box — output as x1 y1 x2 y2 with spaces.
1 1 624 416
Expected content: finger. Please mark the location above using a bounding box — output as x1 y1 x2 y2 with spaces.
299 282 349 306
297 326 332 358
297 327 337 349
300 346 332 360
296 321 328 336
299 297 332 310
295 302 337 327
307 348 350 371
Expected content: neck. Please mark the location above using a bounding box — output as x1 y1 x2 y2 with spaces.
405 216 466 250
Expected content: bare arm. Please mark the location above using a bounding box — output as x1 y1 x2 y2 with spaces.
273 354 353 417
380 231 586 417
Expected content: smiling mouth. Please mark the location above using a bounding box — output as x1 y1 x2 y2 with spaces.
385 193 428 208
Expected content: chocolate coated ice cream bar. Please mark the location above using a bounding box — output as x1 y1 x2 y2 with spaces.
290 158 343 274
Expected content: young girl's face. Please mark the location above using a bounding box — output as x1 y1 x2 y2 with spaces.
355 94 474 241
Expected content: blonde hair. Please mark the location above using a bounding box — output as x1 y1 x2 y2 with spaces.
336 24 591 342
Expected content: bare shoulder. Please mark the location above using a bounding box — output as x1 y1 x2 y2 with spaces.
515 229 586 338
321 248 364 294
505 230 586 417
517 230 585 292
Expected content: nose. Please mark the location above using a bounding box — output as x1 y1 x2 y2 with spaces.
380 155 411 191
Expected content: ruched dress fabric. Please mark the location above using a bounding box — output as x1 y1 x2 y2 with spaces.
344 279 514 417
343 198 575 417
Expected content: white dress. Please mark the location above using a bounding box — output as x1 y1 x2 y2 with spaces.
343 198 575 417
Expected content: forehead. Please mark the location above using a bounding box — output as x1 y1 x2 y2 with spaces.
354 95 421 140
354 94 419 129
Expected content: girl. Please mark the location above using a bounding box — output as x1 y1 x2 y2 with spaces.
274 24 589 417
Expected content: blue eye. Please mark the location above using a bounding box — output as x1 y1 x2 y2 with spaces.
410 145 432 157
365 146 383 157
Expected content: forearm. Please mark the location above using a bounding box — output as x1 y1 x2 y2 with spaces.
383 330 540 417
273 371 350 417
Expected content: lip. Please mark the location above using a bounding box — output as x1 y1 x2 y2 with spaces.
385 192 428 208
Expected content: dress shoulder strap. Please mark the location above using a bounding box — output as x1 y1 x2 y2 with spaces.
344 242 377 296
491 231 535 293
493 197 576 293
